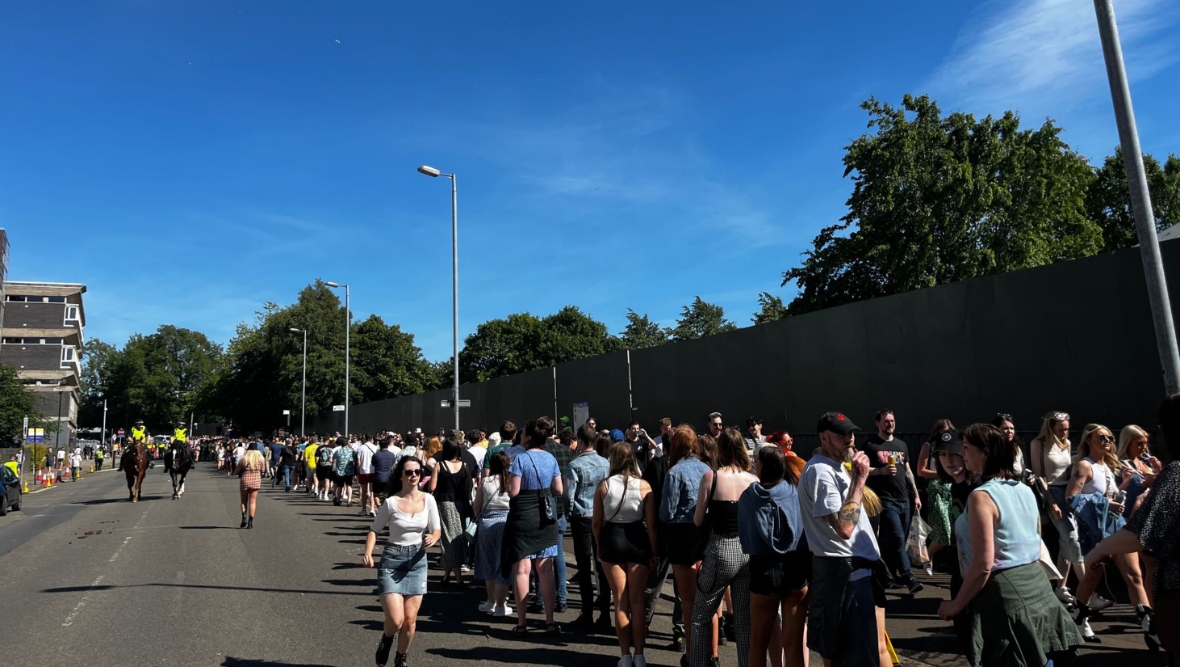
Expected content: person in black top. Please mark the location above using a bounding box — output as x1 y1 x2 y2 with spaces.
641 428 686 651
861 409 923 594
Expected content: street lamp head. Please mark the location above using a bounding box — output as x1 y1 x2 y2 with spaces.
417 165 441 177
324 281 339 288
289 327 303 333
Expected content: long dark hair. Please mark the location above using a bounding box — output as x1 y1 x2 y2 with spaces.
487 451 510 493
717 427 751 470
441 438 462 462
390 456 424 495
963 424 1015 480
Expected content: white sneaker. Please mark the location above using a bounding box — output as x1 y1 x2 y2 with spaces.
478 601 495 613
617 656 632 667
1078 617 1100 643
494 603 513 617
632 656 646 667
1090 593 1114 612
1055 587 1075 605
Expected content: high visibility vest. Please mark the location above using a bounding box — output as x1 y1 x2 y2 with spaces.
174 427 187 443
131 426 146 442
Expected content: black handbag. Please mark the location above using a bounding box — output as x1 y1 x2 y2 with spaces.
526 451 558 523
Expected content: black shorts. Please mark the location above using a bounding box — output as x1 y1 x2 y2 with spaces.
316 465 334 482
748 549 810 597
662 522 705 566
600 521 651 565
337 474 354 486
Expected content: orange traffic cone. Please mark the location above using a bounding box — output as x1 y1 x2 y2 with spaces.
34 469 42 486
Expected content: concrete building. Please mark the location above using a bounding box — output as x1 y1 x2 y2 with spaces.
0 281 86 447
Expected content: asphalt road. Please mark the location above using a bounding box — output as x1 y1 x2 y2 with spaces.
1 464 1159 666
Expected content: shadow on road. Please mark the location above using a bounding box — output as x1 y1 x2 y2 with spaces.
222 658 337 667
41 582 369 597
178 525 238 530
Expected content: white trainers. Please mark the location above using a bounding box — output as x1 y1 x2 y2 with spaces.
1090 593 1114 612
478 601 495 613
1055 587 1075 605
493 603 513 617
617 655 633 667
1078 617 1100 643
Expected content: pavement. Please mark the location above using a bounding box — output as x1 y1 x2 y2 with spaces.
0 464 1160 666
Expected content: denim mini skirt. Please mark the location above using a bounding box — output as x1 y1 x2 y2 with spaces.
377 543 428 596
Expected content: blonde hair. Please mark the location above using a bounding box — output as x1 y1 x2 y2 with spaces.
1034 411 1071 451
1117 424 1149 461
1078 423 1120 472
240 449 264 471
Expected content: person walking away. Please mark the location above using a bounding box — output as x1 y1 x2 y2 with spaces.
372 436 399 507
269 437 283 482
502 419 564 638
95 447 105 471
332 437 357 506
740 446 808 667
690 428 758 667
277 439 298 493
364 456 441 667
303 436 320 496
358 436 379 516
594 442 659 667
316 439 336 501
1066 424 1150 645
1031 411 1087 608
567 425 612 631
430 438 473 586
540 416 572 612
861 409 923 594
938 424 1082 666
799 412 881 667
237 449 265 528
655 425 711 656
475 451 515 616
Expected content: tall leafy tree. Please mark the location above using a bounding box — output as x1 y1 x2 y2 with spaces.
459 307 619 382
669 297 737 341
104 326 223 432
620 309 669 349
78 338 119 428
0 363 51 444
1086 148 1180 251
351 315 437 403
752 293 788 325
782 94 1101 315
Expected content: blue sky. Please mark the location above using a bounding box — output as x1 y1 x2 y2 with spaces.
2 0 1178 361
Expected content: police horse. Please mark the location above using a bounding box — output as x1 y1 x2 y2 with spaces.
119 441 150 502
163 443 193 499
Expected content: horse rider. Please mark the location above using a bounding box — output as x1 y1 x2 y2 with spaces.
120 420 147 472
167 421 191 470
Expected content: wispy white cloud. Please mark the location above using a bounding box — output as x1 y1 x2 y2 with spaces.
926 0 1180 115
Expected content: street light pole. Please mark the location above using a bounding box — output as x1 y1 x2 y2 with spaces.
418 165 461 432
290 327 307 438
325 283 350 437
1093 0 1180 394
101 398 107 451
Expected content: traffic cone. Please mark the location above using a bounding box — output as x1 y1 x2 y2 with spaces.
34 469 42 486
89 464 94 473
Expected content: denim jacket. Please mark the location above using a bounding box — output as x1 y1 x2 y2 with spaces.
565 450 610 519
661 455 711 524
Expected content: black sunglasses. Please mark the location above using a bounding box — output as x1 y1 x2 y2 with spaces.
403 469 421 477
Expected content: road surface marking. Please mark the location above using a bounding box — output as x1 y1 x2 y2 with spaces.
109 536 133 562
62 574 104 627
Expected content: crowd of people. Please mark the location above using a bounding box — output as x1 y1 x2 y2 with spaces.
191 396 1180 667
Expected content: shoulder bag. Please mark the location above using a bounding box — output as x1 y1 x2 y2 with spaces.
526 452 558 523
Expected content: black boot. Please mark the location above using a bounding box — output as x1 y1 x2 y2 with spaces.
394 650 408 667
240 513 247 528
247 516 254 529
1075 603 1100 643
1137 605 1159 651
375 633 394 666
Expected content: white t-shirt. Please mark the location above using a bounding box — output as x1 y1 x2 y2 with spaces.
480 477 511 512
370 494 440 547
357 442 378 474
799 454 880 564
234 445 246 461
69 453 82 468
468 445 486 469
57 450 66 461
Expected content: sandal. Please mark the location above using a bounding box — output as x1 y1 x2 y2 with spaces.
511 625 530 638
546 623 561 637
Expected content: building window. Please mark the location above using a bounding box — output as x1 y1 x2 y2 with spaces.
61 346 76 368
65 305 80 323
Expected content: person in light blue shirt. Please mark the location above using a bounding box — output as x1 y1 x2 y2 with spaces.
565 425 611 629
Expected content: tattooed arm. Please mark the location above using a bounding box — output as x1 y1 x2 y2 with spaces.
826 451 870 540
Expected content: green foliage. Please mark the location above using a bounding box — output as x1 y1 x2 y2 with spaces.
620 309 669 349
459 307 619 383
0 363 48 444
669 297 737 341
782 94 1101 315
1086 148 1180 251
752 292 788 325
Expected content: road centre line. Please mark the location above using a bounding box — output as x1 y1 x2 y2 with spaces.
61 574 104 627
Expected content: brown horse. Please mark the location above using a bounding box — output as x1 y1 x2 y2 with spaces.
120 441 149 502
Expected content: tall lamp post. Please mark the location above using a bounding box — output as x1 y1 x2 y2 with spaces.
289 327 307 438
417 164 461 432
1092 0 1180 394
324 282 350 437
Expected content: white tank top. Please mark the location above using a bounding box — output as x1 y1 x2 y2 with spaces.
603 475 644 523
1081 457 1113 497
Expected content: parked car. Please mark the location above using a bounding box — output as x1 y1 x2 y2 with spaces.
0 466 22 516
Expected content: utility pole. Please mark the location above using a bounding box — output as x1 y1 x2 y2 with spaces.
1094 0 1180 394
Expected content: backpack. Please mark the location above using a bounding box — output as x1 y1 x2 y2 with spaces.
333 446 356 476
317 446 334 466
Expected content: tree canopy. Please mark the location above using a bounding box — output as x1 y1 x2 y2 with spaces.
459 307 619 383
669 297 737 341
1086 148 1180 251
620 309 669 349
782 94 1102 315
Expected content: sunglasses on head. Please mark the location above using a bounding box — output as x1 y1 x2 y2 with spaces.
1052 412 1070 422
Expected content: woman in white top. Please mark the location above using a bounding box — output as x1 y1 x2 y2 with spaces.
594 442 659 667
363 456 441 667
1030 411 1085 604
1066 424 1151 643
474 451 514 616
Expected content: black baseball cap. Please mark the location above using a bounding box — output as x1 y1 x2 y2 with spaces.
817 412 859 435
931 430 963 454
